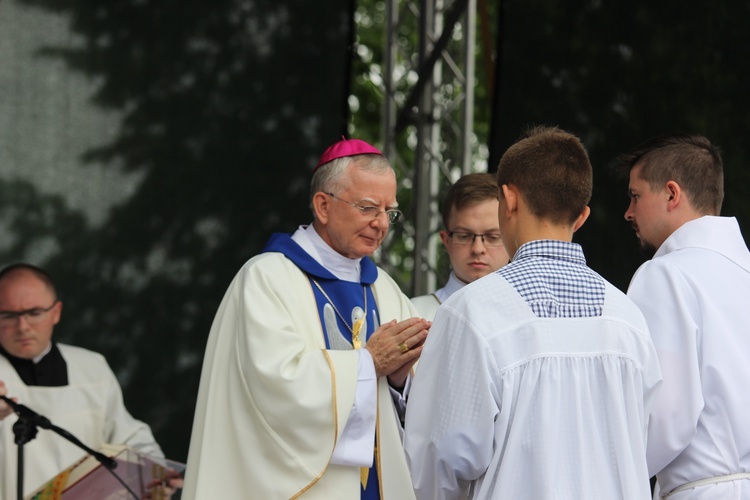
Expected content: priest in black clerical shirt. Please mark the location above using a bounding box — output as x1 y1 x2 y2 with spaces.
0 263 179 498
0 341 68 387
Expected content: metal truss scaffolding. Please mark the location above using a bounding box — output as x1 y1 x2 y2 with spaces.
380 0 477 296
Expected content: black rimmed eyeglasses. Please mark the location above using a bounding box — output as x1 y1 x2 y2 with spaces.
448 231 504 247
0 301 59 327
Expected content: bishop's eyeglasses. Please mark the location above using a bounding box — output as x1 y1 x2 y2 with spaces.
326 192 404 224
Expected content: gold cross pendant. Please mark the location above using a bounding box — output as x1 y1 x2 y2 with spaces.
352 317 364 349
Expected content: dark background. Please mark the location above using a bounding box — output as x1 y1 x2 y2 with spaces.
1 0 749 464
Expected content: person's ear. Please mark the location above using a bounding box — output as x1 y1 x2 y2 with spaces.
572 206 591 233
51 301 63 326
439 230 450 248
500 184 518 216
665 181 681 210
312 192 331 223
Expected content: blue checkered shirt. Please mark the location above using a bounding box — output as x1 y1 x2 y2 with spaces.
498 239 605 318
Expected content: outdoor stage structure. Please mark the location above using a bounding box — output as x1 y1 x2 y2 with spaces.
377 0 496 296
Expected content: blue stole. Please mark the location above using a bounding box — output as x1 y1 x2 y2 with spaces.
262 234 382 500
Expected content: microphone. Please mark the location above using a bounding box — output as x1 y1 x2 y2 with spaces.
1 395 142 499
1 394 117 469
1 394 52 429
0 394 142 499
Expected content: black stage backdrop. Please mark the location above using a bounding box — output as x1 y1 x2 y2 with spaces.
488 0 750 290
0 0 353 464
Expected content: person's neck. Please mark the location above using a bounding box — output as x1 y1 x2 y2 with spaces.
293 224 362 282
0 341 52 364
512 214 577 250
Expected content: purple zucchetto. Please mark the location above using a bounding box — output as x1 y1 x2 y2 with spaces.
314 138 383 172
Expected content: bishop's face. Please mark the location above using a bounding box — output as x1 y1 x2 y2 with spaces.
317 165 399 259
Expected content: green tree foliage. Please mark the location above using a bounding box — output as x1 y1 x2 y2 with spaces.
349 0 500 291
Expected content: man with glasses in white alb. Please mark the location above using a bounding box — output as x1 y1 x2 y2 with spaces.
0 263 169 498
184 138 429 499
411 173 509 320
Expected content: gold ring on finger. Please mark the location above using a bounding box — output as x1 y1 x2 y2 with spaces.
398 342 409 353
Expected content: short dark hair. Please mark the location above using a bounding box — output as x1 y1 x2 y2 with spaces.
497 126 592 224
615 134 723 215
441 173 500 229
0 263 58 298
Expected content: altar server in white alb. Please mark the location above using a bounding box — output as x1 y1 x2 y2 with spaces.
404 126 662 499
621 133 750 499
0 263 166 498
183 138 429 499
410 173 509 320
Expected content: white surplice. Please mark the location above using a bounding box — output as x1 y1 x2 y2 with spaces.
628 216 750 499
410 272 466 321
0 344 163 499
405 270 661 499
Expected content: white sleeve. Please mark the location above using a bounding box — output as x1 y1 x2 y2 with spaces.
102 361 165 459
330 348 377 466
628 261 703 477
403 305 498 500
389 373 411 421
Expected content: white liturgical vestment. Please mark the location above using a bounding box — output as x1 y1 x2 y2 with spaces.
405 240 662 499
628 216 750 499
0 344 163 499
183 234 418 499
410 272 465 321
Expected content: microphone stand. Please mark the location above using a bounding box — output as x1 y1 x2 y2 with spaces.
0 395 139 500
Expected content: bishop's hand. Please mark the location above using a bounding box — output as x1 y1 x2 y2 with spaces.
364 317 430 388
